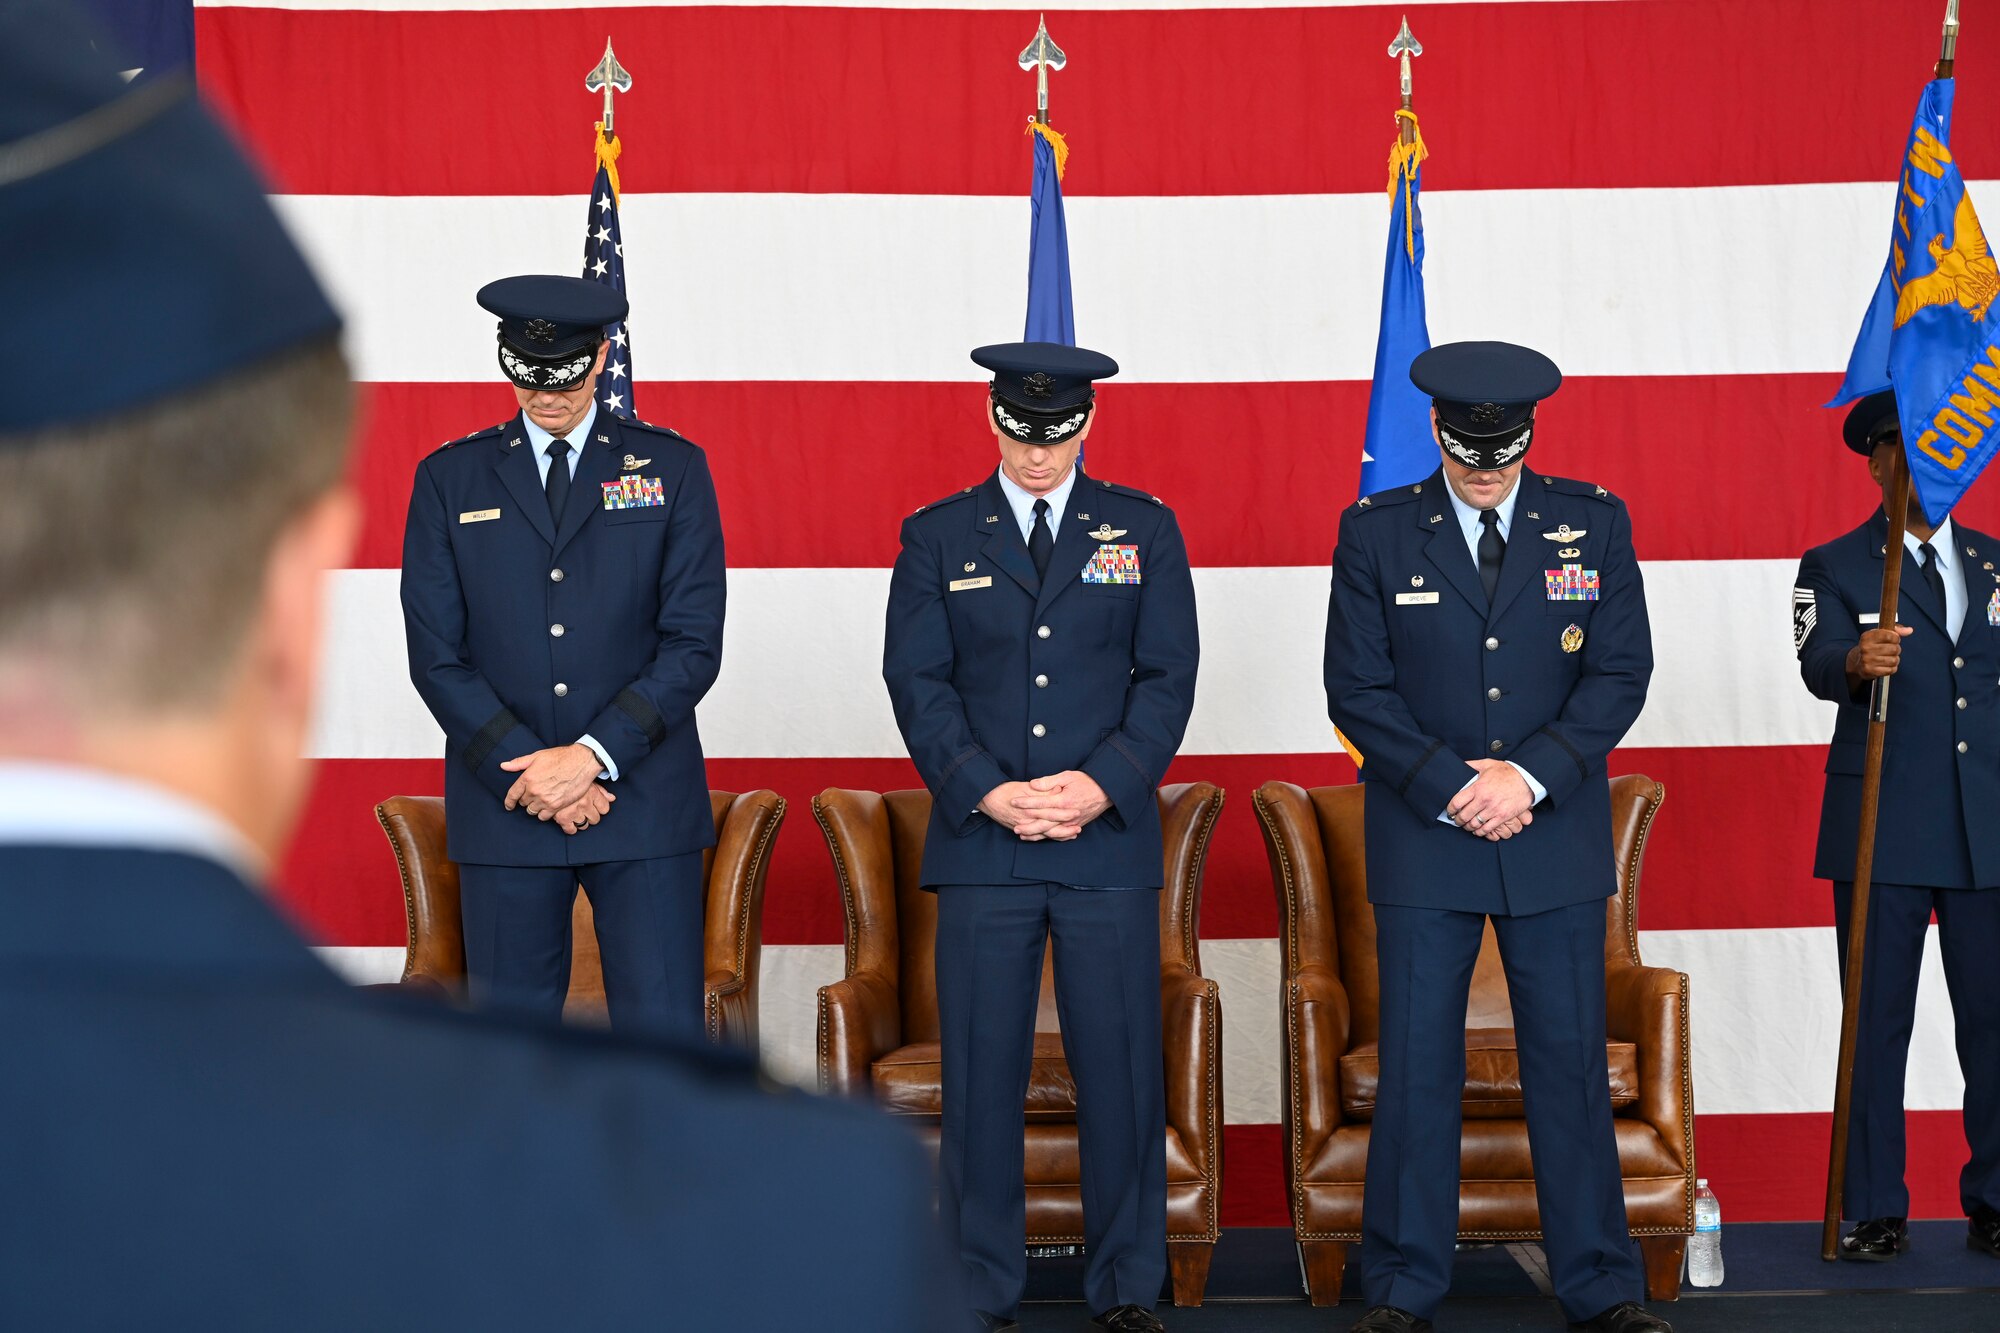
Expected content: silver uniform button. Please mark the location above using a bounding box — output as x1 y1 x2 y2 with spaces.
1037 625 1051 639
550 569 565 582
1955 656 1966 669
1489 739 1505 753
1960 740 1971 754
550 624 565 637
1484 637 1500 651
1958 697 1969 709
1032 724 1047 738
1487 687 1502 701
553 683 569 698
1035 674 1049 688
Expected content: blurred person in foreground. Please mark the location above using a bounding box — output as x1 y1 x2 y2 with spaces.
0 7 945 1328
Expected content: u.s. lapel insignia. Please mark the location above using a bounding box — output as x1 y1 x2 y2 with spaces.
1543 523 1587 542
596 433 611 445
985 514 1000 524
1076 513 1090 521
622 453 651 470
1525 511 1540 520
1088 523 1129 541
508 437 523 448
1989 587 2000 627
1558 546 1582 559
1561 623 1585 653
1430 513 1444 524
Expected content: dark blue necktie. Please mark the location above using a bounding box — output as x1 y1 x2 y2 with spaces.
1918 540 1948 620
1029 498 1054 579
1477 508 1505 604
545 438 572 521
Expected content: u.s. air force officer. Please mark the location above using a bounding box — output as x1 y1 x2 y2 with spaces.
883 343 1199 1333
400 276 725 1034
1793 389 2000 1262
1325 343 1670 1333
0 7 947 1325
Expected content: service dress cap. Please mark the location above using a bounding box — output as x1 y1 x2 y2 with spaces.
477 275 629 392
0 1 341 437
1842 389 1902 457
971 341 1119 445
1410 340 1564 471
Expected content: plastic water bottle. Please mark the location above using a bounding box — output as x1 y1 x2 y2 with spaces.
1687 1179 1724 1288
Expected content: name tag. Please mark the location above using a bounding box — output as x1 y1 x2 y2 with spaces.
949 577 993 592
1858 612 1881 625
458 508 501 524
1395 591 1439 605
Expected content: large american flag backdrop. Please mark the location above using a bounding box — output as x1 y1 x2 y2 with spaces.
193 0 2000 1226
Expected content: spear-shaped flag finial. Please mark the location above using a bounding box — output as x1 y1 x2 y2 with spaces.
586 39 633 136
1019 16 1067 125
1389 16 1423 107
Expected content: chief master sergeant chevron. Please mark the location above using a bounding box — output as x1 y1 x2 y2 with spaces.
1325 342 1669 1333
883 342 1199 1333
400 275 726 1036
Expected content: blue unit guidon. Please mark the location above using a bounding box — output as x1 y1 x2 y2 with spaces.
1544 563 1600 601
602 475 665 510
1082 543 1141 585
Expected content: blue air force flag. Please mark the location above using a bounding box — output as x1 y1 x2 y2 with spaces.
1024 123 1076 346
584 125 635 419
1832 78 2000 523
1360 116 1435 495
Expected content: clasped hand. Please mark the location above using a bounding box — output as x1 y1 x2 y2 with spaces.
1447 758 1535 841
980 771 1110 842
502 744 614 834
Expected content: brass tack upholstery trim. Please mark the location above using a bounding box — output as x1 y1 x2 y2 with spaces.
812 793 864 978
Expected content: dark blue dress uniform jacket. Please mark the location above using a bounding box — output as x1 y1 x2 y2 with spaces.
0 846 951 1330
883 471 1199 888
1795 511 2000 888
1325 468 1654 915
401 412 725 867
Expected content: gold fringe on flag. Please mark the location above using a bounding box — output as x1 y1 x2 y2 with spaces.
1385 108 1428 262
1026 120 1070 181
595 121 623 202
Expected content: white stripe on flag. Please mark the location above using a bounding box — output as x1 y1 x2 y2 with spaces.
273 183 2000 386
312 561 1837 760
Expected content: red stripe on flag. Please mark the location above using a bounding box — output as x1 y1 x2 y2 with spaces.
197 3 1992 198
281 747 1839 948
346 375 2000 571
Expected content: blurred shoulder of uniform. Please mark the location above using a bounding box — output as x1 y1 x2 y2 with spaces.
427 421 511 459
1531 472 1622 506
908 484 983 519
1348 480 1429 517
1088 476 1174 516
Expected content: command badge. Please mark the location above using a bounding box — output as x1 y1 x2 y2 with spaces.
1561 623 1585 654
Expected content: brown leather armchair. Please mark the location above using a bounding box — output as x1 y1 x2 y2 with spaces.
813 782 1225 1307
374 790 784 1048
1253 774 1694 1306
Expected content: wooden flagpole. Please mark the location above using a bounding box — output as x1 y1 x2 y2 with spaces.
1821 2 1958 1261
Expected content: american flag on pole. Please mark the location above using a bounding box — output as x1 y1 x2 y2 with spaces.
193 0 2000 1229
585 110 635 418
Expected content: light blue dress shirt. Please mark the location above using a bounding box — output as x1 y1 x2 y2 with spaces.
995 463 1080 546
517 399 616 781
1904 516 1966 642
1437 476 1546 822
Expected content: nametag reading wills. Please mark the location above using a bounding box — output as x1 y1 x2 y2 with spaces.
1395 591 1439 605
950 577 993 592
459 508 501 524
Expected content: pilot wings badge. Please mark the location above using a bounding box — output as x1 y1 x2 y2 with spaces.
1088 524 1128 541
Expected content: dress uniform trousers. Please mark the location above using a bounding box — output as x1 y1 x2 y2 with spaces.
1360 900 1645 1324
460 850 704 1038
1834 879 2000 1219
935 882 1167 1320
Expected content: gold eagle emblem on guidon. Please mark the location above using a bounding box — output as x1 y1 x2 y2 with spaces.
1896 193 2000 327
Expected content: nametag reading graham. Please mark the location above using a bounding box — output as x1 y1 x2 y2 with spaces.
1395 591 1439 605
458 508 501 524
950 576 993 592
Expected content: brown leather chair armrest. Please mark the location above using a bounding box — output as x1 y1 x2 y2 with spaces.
817 969 901 1098
705 970 755 1048
1161 967 1221 1179
1606 963 1692 1160
1287 962 1352 1160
